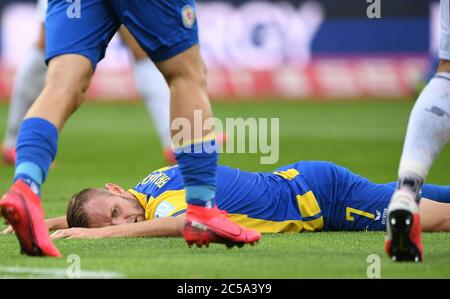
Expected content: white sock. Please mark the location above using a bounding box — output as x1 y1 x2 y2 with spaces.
133 59 171 148
3 47 47 148
399 73 450 180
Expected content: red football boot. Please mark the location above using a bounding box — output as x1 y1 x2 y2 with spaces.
0 180 61 257
183 204 261 248
1 145 16 166
385 190 423 262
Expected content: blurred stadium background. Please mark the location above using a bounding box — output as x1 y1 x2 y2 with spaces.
0 0 437 101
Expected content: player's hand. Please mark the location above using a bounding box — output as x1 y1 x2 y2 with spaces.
2 222 61 234
51 227 107 240
1 225 14 234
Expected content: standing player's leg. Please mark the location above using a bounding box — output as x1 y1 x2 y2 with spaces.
0 0 119 257
2 24 47 165
386 0 450 262
1 55 93 257
158 47 260 247
119 26 227 164
118 27 173 163
118 0 260 247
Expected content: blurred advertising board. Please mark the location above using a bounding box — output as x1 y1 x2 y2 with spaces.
0 0 434 100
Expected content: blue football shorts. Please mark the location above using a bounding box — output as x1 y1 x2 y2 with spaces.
45 0 199 69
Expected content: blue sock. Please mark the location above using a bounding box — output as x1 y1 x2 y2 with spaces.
174 134 217 207
14 118 58 196
386 182 450 203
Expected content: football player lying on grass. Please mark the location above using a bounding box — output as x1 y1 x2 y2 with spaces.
3 161 450 240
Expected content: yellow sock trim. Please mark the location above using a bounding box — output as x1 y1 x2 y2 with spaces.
172 131 216 149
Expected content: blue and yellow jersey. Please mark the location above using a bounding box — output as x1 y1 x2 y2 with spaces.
129 161 450 233
128 163 325 233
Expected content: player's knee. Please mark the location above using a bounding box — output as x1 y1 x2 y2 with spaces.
437 59 450 74
46 56 92 91
159 47 208 90
45 75 88 102
44 56 93 107
188 60 208 88
170 61 207 91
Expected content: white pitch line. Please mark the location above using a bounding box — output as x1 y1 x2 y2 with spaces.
0 266 125 279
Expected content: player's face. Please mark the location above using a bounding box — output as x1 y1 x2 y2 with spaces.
84 193 146 228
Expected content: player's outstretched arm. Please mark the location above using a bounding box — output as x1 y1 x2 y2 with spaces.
50 215 185 240
45 216 68 231
420 198 450 232
2 216 68 234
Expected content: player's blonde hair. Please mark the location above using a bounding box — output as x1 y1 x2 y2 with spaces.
66 188 108 228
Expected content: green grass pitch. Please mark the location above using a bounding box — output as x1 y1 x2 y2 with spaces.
0 100 449 278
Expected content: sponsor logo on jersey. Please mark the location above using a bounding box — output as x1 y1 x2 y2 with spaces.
381 208 388 225
375 210 382 221
155 201 176 218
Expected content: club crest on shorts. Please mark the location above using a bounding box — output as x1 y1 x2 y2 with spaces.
181 5 196 29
